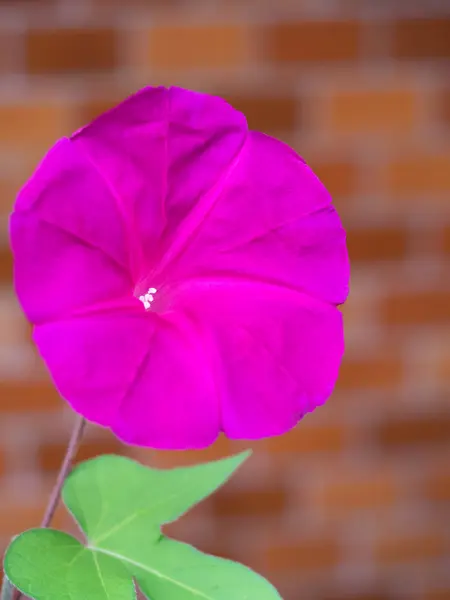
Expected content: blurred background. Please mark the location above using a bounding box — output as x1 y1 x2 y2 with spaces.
0 1 449 599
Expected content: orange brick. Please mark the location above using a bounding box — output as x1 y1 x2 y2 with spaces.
0 502 69 538
424 472 450 502
0 381 62 412
381 290 450 325
223 95 298 133
76 97 121 129
212 489 286 518
37 438 124 472
262 423 345 454
347 227 409 262
437 354 450 385
375 533 447 563
442 227 450 255
321 593 392 600
148 25 249 70
0 176 21 216
314 473 397 512
377 415 450 448
0 448 5 477
425 590 450 600
263 538 340 571
339 294 369 333
0 32 19 74
439 89 450 125
0 304 29 345
26 29 117 74
329 89 416 134
163 508 220 551
308 160 358 198
387 153 450 195
0 103 70 150
92 0 151 4
336 357 404 390
138 435 241 469
393 19 450 59
190 539 235 563
264 21 361 63
0 249 12 284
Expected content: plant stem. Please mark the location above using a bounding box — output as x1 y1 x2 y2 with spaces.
39 414 86 528
7 414 87 600
0 580 14 600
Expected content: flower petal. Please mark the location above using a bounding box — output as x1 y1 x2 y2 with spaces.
71 86 248 287
10 139 132 324
34 309 155 427
160 132 349 306
167 278 344 439
110 309 219 449
34 308 219 450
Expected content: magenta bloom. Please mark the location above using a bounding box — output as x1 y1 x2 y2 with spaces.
10 87 349 449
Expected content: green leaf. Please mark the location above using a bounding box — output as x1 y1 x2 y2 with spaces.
62 451 251 550
102 536 281 600
4 451 281 600
5 529 135 600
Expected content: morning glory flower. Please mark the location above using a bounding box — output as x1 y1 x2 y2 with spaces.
10 86 349 449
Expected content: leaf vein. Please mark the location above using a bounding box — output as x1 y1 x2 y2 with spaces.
90 546 212 600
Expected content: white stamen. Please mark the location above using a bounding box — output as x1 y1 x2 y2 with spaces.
139 287 157 310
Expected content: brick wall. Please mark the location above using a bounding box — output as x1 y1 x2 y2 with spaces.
0 1 449 599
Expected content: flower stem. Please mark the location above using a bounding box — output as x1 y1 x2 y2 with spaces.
39 414 86 529
0 580 14 600
7 414 86 600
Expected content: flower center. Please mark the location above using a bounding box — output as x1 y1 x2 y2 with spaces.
138 287 157 310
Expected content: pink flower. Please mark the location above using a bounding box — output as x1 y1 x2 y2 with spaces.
10 87 349 449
